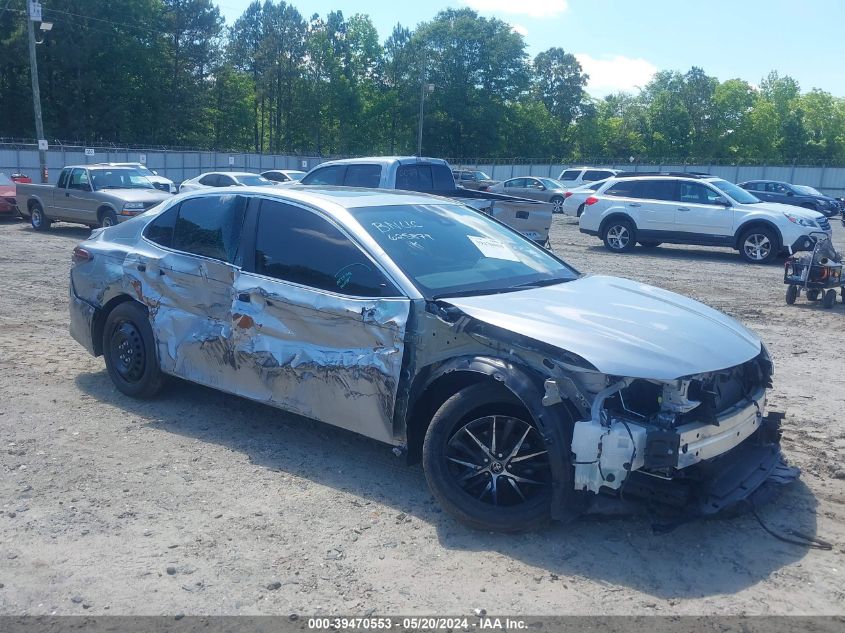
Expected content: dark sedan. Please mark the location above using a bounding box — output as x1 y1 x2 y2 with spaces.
739 180 841 217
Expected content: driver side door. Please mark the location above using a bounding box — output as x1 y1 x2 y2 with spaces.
230 197 411 444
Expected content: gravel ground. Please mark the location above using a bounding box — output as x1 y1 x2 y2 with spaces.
1 213 844 616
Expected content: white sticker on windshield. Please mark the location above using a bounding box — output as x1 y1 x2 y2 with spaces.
468 235 520 261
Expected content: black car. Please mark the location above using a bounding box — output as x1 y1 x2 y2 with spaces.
739 180 841 217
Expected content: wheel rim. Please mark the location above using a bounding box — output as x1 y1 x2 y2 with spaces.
32 209 41 227
743 233 771 261
445 415 550 507
110 321 145 383
102 215 115 228
606 225 630 249
552 198 563 213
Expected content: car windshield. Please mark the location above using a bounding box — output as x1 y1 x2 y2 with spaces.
287 171 306 180
237 175 273 186
710 179 760 204
474 171 491 180
794 185 822 196
537 178 561 189
91 168 154 190
134 166 155 177
350 203 578 299
0 173 12 186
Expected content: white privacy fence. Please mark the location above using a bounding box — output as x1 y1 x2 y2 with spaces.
2 142 844 196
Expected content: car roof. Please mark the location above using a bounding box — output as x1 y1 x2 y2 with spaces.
199 171 261 177
180 185 460 210
312 156 449 168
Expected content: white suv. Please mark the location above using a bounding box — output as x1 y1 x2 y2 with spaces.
557 166 622 188
579 173 832 263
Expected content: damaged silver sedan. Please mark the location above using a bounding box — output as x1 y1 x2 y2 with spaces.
69 186 797 531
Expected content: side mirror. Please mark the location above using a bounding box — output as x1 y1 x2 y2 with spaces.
714 196 730 206
152 170 159 176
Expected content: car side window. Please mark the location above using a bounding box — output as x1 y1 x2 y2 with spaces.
218 175 236 187
68 168 89 190
144 204 179 248
199 174 218 187
57 169 69 189
560 169 581 180
641 180 676 201
775 183 790 194
396 165 434 192
604 180 639 198
253 199 398 298
583 170 612 181
678 182 722 205
170 195 247 263
344 164 382 188
527 178 543 189
300 165 345 185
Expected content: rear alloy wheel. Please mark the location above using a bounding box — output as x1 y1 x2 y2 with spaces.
602 218 636 253
550 196 564 214
423 383 553 532
103 301 165 398
739 227 779 264
30 204 51 231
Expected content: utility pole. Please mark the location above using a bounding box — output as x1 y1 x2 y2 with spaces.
416 60 426 157
26 1 48 182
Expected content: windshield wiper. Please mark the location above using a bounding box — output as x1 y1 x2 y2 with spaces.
511 277 571 289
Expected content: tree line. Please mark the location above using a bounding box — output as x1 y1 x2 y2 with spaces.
1 0 843 163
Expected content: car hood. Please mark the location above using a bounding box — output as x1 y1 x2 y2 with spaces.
100 189 173 203
146 175 173 186
746 201 825 221
444 275 762 380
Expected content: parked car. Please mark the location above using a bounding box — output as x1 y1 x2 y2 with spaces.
299 156 551 244
578 173 831 263
17 165 172 230
557 166 622 188
106 163 177 194
452 169 499 191
261 169 306 184
0 172 20 217
179 171 274 192
488 177 569 214
10 171 32 184
69 186 795 531
738 180 841 217
561 179 612 217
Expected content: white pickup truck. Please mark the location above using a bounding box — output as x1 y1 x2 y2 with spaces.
298 157 553 245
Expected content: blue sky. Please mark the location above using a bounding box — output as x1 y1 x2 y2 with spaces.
216 0 845 98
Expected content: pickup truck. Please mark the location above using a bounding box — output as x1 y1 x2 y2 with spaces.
17 164 172 230
298 157 552 244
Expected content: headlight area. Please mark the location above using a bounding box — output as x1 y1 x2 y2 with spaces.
566 350 797 514
121 202 146 216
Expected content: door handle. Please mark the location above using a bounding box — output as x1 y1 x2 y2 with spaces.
237 292 251 303
677 207 690 212
628 203 641 207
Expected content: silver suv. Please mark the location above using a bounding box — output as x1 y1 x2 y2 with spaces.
578 173 831 263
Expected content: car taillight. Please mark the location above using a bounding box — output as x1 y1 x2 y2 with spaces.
564 192 573 199
72 246 93 265
585 196 599 206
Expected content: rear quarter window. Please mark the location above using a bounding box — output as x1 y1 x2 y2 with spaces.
559 169 582 180
583 170 614 181
301 165 346 185
344 164 382 188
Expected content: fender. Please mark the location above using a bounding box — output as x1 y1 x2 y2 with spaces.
410 355 581 521
733 218 783 249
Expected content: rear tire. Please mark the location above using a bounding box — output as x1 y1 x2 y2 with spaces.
739 226 780 264
30 203 51 231
422 382 553 532
822 289 836 309
601 217 636 253
785 285 798 305
576 203 585 218
103 301 165 399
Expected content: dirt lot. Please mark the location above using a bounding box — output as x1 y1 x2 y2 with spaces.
1 213 844 616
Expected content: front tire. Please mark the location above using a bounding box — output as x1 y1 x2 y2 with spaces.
785 285 798 305
739 226 780 264
100 209 118 228
823 289 836 309
602 217 636 253
422 383 553 532
30 204 51 231
103 301 165 399
550 196 564 214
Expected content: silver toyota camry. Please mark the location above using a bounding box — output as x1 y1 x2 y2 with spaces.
69 186 796 531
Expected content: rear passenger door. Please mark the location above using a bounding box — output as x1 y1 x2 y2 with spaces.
674 181 734 239
231 198 410 443
139 193 247 387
